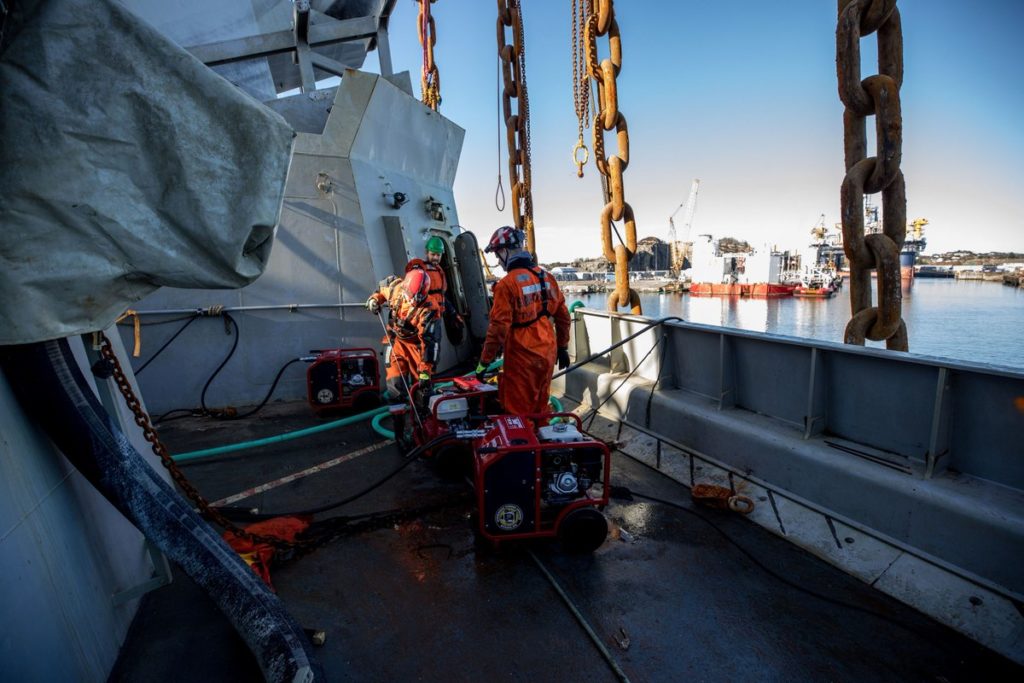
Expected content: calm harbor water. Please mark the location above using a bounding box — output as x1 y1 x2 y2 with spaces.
571 279 1024 371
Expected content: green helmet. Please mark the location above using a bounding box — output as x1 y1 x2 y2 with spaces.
426 236 445 255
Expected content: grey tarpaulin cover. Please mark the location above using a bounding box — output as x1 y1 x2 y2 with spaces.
0 0 295 345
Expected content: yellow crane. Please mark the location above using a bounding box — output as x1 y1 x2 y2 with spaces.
910 218 929 241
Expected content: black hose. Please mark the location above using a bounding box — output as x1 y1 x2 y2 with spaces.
133 314 199 375
229 357 303 420
0 339 322 681
200 312 241 415
153 312 295 422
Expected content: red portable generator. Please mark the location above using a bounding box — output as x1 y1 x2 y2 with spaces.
410 376 500 446
472 414 610 553
396 376 501 468
306 348 380 414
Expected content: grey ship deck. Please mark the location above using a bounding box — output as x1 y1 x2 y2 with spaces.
110 400 1019 682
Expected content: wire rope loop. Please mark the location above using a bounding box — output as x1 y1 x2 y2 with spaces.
728 495 755 515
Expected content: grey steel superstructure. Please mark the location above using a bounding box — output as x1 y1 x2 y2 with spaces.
118 0 484 413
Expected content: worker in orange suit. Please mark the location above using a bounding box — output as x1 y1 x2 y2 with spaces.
366 270 441 407
406 235 465 344
476 226 571 416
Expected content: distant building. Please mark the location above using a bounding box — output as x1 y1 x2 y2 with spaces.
634 237 671 271
572 256 611 273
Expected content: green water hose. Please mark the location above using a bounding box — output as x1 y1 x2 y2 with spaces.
172 405 389 463
569 300 586 313
371 411 394 439
174 357 562 462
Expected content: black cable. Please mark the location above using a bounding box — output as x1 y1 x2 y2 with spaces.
552 315 681 380
154 408 199 424
215 432 458 519
158 355 300 423
229 357 303 420
609 484 937 643
133 314 199 375
584 335 663 430
200 312 240 415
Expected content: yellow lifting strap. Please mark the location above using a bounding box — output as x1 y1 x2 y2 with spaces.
115 309 142 357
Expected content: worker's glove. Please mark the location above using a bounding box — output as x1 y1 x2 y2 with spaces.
475 362 487 382
365 296 380 314
415 373 432 409
557 348 571 371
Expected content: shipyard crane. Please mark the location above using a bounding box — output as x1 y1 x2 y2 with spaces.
910 217 929 240
667 178 701 274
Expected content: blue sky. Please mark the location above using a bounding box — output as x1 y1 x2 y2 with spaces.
368 0 1024 262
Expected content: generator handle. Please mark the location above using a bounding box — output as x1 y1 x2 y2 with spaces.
475 412 584 429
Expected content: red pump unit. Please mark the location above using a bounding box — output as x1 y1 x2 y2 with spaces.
472 413 610 553
401 377 610 552
306 348 380 414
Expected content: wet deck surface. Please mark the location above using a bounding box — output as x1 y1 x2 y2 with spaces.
111 401 1021 682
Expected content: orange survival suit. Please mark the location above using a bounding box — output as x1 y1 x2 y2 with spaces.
479 256 571 415
406 257 465 345
405 258 447 312
368 274 441 401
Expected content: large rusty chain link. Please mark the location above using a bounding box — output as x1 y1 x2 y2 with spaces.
418 0 441 110
497 0 535 257
837 0 907 351
586 0 640 314
97 333 310 551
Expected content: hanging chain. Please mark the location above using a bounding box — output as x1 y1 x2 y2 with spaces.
497 0 536 257
418 0 441 111
571 0 592 178
837 0 907 351
586 0 640 314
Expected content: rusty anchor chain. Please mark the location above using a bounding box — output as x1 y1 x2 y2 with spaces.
97 333 472 559
497 0 536 258
836 0 908 351
96 333 309 551
586 0 640 314
418 0 441 111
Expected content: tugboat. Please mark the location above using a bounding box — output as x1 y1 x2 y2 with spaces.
793 267 838 298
